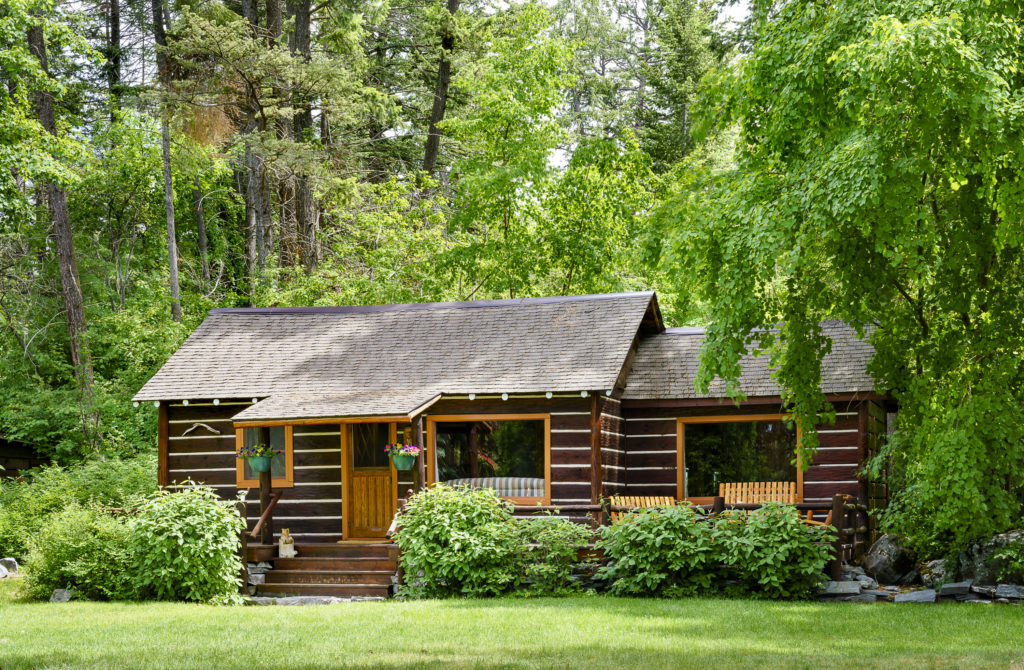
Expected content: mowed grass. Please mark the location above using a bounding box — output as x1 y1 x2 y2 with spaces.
2 578 1023 670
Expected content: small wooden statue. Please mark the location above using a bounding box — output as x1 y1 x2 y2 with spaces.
279 528 297 558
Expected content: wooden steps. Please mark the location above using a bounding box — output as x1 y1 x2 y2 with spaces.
255 542 397 599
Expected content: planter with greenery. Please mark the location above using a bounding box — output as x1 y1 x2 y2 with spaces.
236 444 279 473
385 444 422 471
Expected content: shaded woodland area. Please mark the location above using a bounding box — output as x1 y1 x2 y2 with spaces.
1 0 733 460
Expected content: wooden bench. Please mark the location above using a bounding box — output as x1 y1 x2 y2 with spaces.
719 481 798 504
609 495 676 523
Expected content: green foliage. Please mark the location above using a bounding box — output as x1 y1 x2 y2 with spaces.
992 540 1024 584
24 503 134 601
516 514 593 595
598 504 718 596
128 485 244 602
598 504 833 599
0 454 156 559
662 0 1024 556
394 485 523 598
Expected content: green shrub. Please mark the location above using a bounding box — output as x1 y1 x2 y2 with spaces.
992 540 1024 583
128 485 244 602
0 454 157 559
598 503 835 599
714 504 835 599
598 504 718 596
517 514 593 595
394 484 524 598
24 503 134 601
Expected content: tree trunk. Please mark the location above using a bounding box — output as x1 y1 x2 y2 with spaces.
152 0 181 322
266 0 282 40
27 23 97 431
193 179 209 284
422 0 460 174
107 0 121 108
287 0 318 271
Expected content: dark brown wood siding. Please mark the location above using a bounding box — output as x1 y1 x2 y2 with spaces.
599 395 625 497
621 398 871 509
163 400 345 542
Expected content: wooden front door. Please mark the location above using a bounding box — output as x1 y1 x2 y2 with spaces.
345 423 394 539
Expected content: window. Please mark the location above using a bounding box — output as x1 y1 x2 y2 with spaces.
235 425 295 488
428 415 550 503
677 416 800 501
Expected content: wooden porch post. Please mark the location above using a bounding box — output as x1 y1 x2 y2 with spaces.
416 416 427 492
259 469 273 545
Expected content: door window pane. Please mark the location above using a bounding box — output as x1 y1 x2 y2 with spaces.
352 423 389 468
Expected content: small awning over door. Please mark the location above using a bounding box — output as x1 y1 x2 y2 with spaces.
232 390 441 423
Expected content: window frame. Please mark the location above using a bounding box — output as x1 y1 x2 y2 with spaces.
675 414 803 504
235 424 295 489
426 413 552 505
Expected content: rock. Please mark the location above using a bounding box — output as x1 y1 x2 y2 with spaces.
247 562 272 575
863 589 895 599
920 559 947 588
959 529 1024 584
939 580 973 598
881 585 901 592
971 584 997 598
856 575 879 590
996 598 1011 604
894 589 936 603
50 589 73 603
0 564 8 580
818 581 862 596
995 584 1024 599
247 573 266 586
0 557 17 574
898 568 921 586
274 596 347 606
864 535 916 584
842 593 877 603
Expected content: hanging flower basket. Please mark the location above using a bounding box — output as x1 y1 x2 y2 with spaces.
237 443 280 473
246 455 274 472
385 444 422 471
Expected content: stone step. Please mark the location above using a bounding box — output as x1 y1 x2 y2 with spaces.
257 582 391 598
266 569 393 586
272 557 397 572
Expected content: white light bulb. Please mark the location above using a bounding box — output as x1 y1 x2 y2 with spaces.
545 392 552 399
581 391 588 398
501 393 509 401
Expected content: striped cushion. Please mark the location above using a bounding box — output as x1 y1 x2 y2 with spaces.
443 477 545 498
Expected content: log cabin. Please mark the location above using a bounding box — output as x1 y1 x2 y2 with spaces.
133 292 889 596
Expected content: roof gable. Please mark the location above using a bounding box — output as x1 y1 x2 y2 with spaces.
134 292 658 402
622 322 876 400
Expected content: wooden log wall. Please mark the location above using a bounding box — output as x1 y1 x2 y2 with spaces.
598 395 625 498
621 399 871 518
0 439 47 477
163 400 344 543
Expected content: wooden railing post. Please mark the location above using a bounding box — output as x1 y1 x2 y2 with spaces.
711 496 725 517
831 494 845 581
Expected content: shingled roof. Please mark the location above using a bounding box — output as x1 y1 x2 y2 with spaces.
621 322 876 400
133 292 659 403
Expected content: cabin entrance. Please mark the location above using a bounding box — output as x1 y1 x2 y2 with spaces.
343 423 394 539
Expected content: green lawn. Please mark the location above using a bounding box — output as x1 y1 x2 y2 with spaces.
1 578 1022 669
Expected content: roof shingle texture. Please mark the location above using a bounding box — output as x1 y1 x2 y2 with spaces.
134 293 654 401
622 323 876 400
232 391 441 422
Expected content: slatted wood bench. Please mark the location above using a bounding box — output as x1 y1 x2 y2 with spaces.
609 495 677 523
719 481 798 504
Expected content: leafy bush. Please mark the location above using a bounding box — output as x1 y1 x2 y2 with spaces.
992 540 1024 584
598 503 834 599
517 514 593 594
713 505 835 599
128 485 244 602
598 504 718 596
394 484 524 598
0 454 156 559
24 503 134 601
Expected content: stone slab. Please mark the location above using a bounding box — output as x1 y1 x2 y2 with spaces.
995 584 1024 599
50 589 72 602
939 580 973 597
0 557 17 574
894 589 936 603
818 581 863 596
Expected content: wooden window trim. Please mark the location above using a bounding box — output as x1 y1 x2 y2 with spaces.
676 414 803 503
235 424 295 489
426 414 552 505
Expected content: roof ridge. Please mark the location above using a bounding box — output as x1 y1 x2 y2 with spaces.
209 291 655 316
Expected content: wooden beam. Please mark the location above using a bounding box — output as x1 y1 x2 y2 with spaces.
158 402 169 487
590 395 601 504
